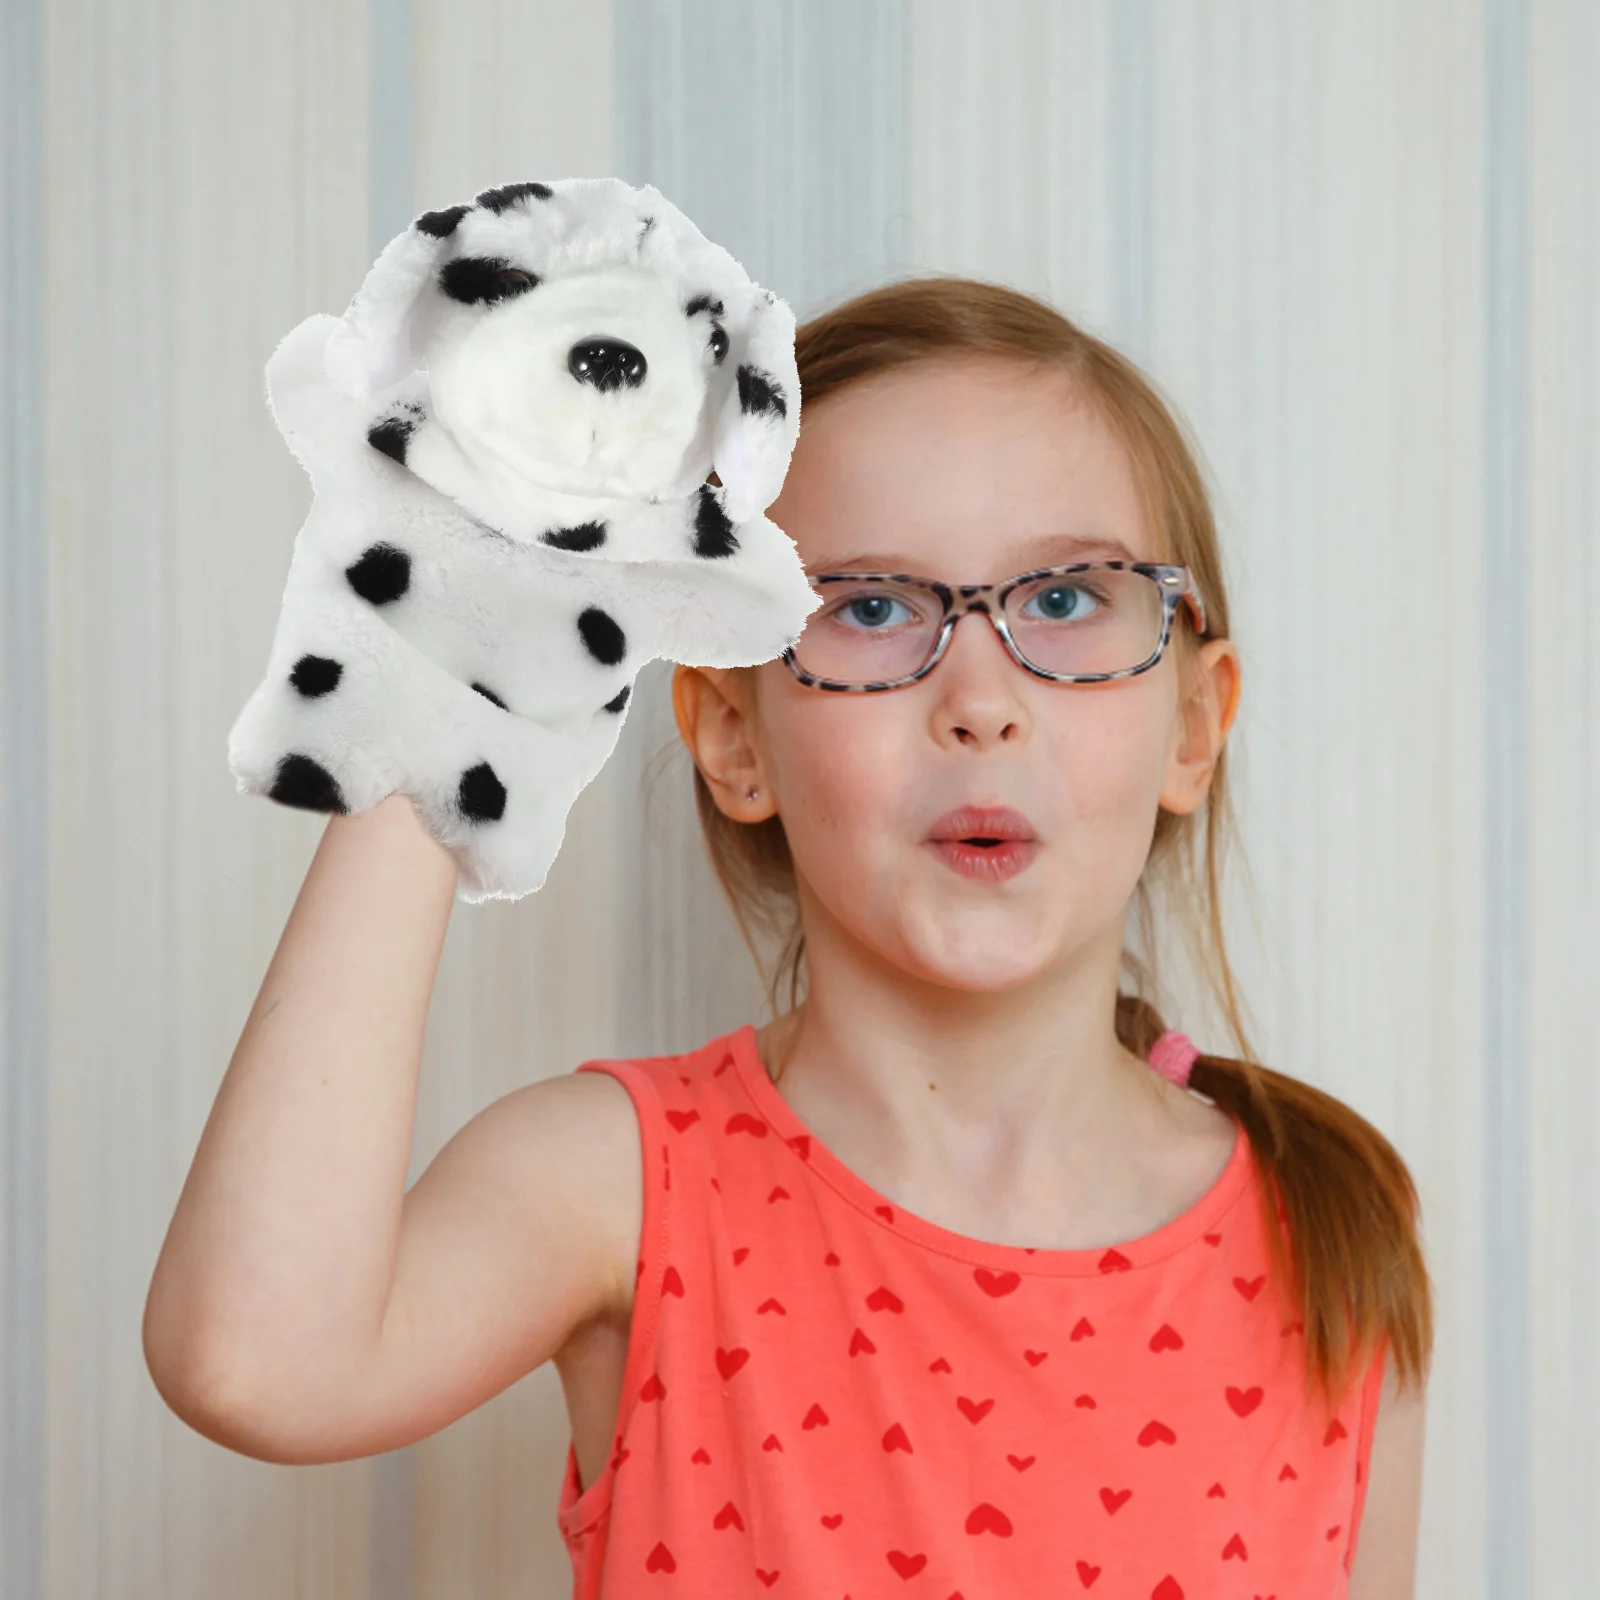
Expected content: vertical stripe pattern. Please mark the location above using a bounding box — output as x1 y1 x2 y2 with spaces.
1483 0 1530 1592
1 0 48 1596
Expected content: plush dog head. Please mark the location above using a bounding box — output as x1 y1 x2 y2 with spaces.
322 176 799 523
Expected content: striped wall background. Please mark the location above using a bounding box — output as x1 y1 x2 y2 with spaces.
1 2 1594 1594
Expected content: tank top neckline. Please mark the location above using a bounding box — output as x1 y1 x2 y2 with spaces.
727 1021 1253 1279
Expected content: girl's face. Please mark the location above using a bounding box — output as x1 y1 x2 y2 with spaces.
677 356 1239 998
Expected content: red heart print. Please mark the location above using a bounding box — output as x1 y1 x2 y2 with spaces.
1281 1319 1305 1337
867 1286 905 1313
875 1203 896 1222
725 1112 767 1136
1075 1395 1097 1409
762 1433 783 1452
802 1402 829 1429
1225 1386 1264 1417
1203 1231 1223 1246
1071 1317 1096 1340
1206 1481 1225 1498
1024 1349 1049 1366
645 1541 676 1573
965 1502 1013 1537
756 1570 779 1587
1076 1560 1102 1587
1152 1581 1184 1600
731 1247 750 1265
787 1133 811 1159
929 1356 953 1374
821 1513 843 1529
956 1396 995 1424
1137 1419 1177 1446
1234 1274 1266 1301
974 1267 1021 1297
1007 1454 1036 1472
665 1108 700 1131
1222 1532 1247 1560
1324 1419 1348 1445
676 1073 692 1085
610 1446 629 1470
767 1185 790 1202
662 1265 685 1297
713 1501 744 1531
882 1422 913 1453
824 1250 841 1265
691 1448 711 1464
1099 1487 1132 1515
1098 1248 1134 1273
849 1328 877 1356
756 1297 786 1314
1279 1463 1298 1481
639 1373 666 1402
716 1347 750 1380
1149 1323 1184 1352
886 1550 927 1578
1326 1525 1342 1541
715 1051 733 1075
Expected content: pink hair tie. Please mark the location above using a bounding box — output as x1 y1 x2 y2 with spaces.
1148 1029 1200 1088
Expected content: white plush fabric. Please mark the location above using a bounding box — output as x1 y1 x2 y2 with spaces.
228 176 818 901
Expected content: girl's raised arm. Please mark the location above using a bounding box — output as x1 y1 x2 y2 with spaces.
142 792 641 1463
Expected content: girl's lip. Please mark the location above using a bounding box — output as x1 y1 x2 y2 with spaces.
925 804 1038 843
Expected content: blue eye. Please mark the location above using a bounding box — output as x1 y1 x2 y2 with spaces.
1022 583 1102 621
841 594 912 629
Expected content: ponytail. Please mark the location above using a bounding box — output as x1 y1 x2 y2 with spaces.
1117 993 1434 1414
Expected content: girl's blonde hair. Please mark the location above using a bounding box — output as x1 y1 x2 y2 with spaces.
672 275 1432 1413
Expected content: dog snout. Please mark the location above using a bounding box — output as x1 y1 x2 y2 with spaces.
568 337 647 393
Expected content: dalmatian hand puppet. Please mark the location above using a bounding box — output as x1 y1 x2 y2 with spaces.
228 176 820 901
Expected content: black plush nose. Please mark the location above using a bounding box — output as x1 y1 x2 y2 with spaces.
568 337 647 392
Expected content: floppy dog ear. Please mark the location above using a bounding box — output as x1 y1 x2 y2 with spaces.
323 207 466 399
709 289 802 524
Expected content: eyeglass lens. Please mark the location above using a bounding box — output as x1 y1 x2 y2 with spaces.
790 569 1168 685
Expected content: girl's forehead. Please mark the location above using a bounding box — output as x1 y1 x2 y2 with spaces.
774 359 1156 571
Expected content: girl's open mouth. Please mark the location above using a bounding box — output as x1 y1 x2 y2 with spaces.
926 837 1041 881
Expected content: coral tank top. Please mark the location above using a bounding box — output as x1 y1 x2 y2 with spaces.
556 1023 1385 1599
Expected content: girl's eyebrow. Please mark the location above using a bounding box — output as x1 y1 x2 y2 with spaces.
814 533 1143 573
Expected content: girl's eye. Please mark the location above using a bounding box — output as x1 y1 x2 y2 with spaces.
708 323 729 364
835 592 916 630
1021 583 1103 621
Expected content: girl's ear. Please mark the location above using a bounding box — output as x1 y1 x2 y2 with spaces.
1159 640 1242 816
324 215 458 399
709 291 802 524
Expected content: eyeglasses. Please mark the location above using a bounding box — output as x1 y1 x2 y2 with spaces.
781 561 1208 692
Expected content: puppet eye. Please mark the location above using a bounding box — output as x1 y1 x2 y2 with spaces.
708 323 729 364
491 268 535 300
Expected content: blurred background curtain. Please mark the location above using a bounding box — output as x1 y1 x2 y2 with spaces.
1 1 1593 1595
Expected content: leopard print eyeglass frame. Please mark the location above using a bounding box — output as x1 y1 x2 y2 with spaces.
780 561 1210 693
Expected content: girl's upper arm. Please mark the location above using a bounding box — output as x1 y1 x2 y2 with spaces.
1347 1360 1427 1600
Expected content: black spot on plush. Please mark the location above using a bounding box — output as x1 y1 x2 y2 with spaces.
577 606 627 666
737 364 787 421
367 416 414 464
269 753 347 813
230 176 819 903
457 761 507 822
415 204 469 238
693 484 739 558
540 521 608 552
290 655 343 697
345 543 411 605
475 180 553 213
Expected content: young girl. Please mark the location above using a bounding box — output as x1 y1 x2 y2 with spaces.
145 277 1432 1598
